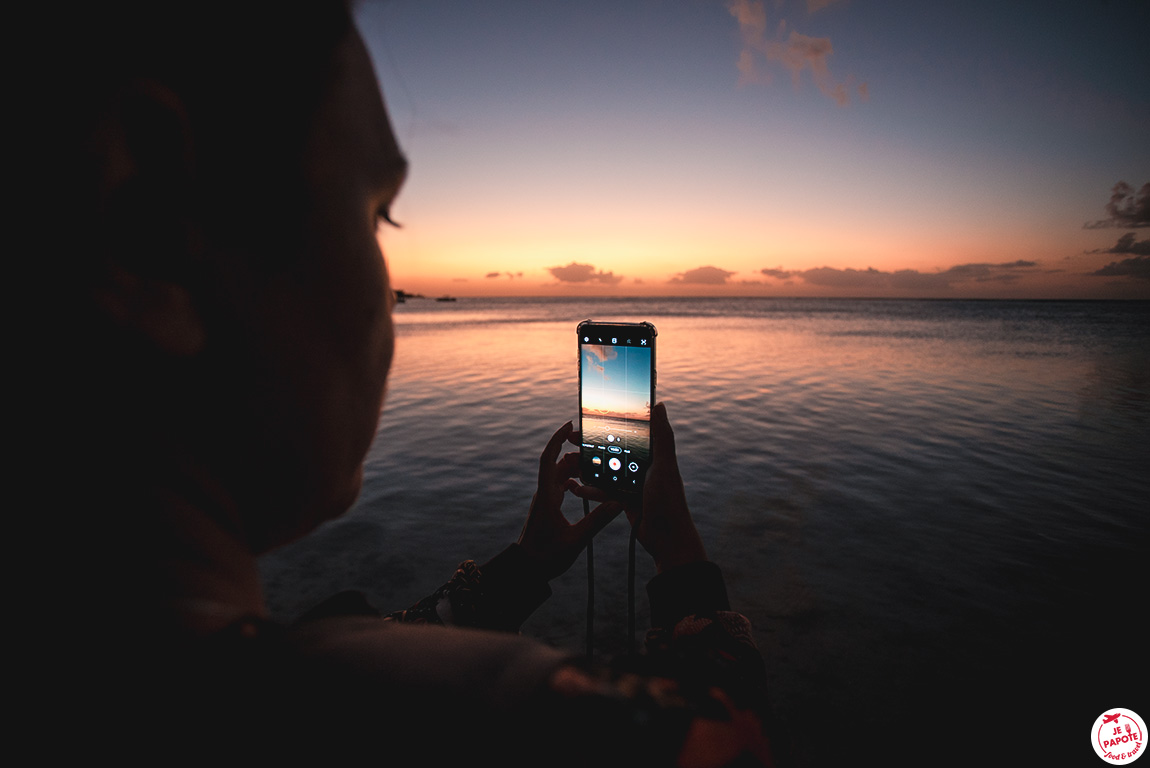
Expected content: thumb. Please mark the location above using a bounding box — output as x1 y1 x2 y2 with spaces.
650 401 676 457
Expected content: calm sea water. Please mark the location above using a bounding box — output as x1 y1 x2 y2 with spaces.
261 297 1149 763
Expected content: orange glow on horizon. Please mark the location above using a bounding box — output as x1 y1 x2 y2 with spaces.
380 218 1146 299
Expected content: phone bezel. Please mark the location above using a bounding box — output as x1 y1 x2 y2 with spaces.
577 320 657 499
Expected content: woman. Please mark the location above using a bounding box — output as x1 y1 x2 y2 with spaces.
40 1 775 763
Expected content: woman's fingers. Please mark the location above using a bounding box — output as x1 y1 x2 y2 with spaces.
540 421 574 475
554 451 581 479
650 402 675 456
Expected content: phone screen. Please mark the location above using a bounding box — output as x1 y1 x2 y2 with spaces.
578 321 656 496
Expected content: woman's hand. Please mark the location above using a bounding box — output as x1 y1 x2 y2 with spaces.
517 421 623 581
627 403 707 573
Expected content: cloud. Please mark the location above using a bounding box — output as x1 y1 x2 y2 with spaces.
771 29 835 90
727 0 865 105
485 271 501 278
669 265 737 284
1084 182 1150 229
1084 233 1150 280
548 262 623 284
485 271 525 279
1087 232 1150 256
1090 257 1145 281
729 0 767 36
584 345 617 364
735 48 765 85
801 266 900 288
760 266 794 279
939 260 1038 283
1090 256 1150 280
583 344 617 377
761 261 1039 289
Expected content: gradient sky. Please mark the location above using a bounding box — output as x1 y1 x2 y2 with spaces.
358 0 1150 299
582 344 652 418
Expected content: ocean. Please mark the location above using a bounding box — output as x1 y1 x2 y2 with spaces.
260 297 1149 763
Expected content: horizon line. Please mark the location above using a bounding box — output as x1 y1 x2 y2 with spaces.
394 293 1150 302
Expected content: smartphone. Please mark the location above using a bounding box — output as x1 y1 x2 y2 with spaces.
578 320 657 498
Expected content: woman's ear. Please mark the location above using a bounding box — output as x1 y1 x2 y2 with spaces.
88 80 207 358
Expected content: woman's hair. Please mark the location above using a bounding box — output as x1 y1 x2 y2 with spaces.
60 1 353 153
33 0 359 536
50 0 354 262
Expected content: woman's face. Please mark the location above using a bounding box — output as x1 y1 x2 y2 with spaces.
215 29 407 551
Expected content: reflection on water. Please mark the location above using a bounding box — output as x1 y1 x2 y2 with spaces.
262 298 1149 763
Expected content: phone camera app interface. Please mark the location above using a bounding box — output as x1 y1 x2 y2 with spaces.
581 333 652 491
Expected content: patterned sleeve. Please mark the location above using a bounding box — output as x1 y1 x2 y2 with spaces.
377 550 778 766
535 646 776 767
520 561 776 766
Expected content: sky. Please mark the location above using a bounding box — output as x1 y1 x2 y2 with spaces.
357 0 1150 299
582 345 652 419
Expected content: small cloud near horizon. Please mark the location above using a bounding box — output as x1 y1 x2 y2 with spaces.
548 262 623 284
670 265 737 284
1090 256 1150 280
486 270 524 279
1087 232 1150 257
761 261 1039 289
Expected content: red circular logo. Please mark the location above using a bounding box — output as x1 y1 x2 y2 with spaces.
1093 709 1146 764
